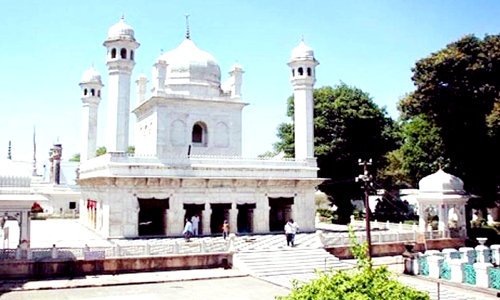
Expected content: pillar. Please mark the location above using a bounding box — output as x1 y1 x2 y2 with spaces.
427 255 444 279
419 203 427 232
19 210 30 246
254 202 270 233
202 205 212 235
449 259 467 283
230 204 238 234
474 262 493 288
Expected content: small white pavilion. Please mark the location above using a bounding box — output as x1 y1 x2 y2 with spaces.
0 159 47 254
417 169 469 238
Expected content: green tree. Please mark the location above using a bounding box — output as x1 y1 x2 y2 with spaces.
96 146 107 157
396 34 500 198
69 153 80 162
381 114 446 187
274 84 396 223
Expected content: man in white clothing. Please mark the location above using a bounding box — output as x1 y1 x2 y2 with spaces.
191 214 200 236
284 219 299 247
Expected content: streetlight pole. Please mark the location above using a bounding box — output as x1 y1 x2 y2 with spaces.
357 159 372 260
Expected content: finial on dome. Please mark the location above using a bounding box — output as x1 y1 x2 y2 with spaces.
185 14 191 40
301 35 304 42
121 13 125 20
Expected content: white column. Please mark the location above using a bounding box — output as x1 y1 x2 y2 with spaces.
202 205 212 235
230 205 238 234
19 210 30 246
254 202 270 233
107 71 132 152
136 75 148 104
419 204 427 232
151 60 166 96
438 204 446 231
491 244 500 264
293 86 314 160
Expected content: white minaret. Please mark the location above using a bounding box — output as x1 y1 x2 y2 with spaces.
103 17 139 152
136 73 148 104
288 40 319 161
79 67 103 162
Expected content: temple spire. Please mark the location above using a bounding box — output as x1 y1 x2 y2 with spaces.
185 14 190 40
33 125 37 176
7 141 11 160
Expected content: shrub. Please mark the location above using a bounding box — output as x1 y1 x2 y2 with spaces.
276 227 431 300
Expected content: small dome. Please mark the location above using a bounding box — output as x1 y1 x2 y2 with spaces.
160 39 221 87
291 41 315 60
81 67 102 84
0 159 31 188
108 18 134 40
230 62 243 72
419 169 465 194
138 73 147 79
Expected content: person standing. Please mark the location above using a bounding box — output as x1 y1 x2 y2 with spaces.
285 219 299 247
222 220 230 240
191 214 200 236
183 218 193 242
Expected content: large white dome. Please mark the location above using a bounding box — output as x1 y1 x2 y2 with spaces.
108 18 135 40
160 39 221 89
419 169 465 194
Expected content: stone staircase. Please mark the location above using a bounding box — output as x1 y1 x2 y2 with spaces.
233 247 353 277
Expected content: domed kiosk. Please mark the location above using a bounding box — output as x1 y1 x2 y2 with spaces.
416 169 469 238
0 159 48 257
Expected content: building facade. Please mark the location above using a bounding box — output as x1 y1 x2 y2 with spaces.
78 18 322 238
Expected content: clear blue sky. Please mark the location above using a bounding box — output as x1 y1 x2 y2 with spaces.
1 0 500 167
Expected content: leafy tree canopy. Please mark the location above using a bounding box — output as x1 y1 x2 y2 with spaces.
274 83 396 223
395 34 500 198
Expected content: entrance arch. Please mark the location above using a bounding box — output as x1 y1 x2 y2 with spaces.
138 198 169 236
268 197 294 232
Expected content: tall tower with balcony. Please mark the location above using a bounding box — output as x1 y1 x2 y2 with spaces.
103 17 139 152
288 40 319 161
79 67 103 161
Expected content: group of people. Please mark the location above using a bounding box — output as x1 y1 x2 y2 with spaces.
182 214 231 241
182 216 299 246
182 214 200 241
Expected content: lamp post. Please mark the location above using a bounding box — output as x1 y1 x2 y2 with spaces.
356 159 373 259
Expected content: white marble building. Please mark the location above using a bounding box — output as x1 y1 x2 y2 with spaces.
78 18 322 238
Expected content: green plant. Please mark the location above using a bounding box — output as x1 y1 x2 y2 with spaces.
276 226 431 300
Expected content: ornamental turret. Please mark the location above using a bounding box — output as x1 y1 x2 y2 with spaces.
103 17 140 152
79 67 103 161
288 40 319 161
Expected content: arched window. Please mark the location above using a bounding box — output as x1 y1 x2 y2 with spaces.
120 48 127 59
307 67 312 76
111 48 117 59
192 122 208 146
130 50 134 61
84 89 88 96
292 69 295 77
91 89 95 96
298 67 303 76
192 124 203 143
97 90 101 97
